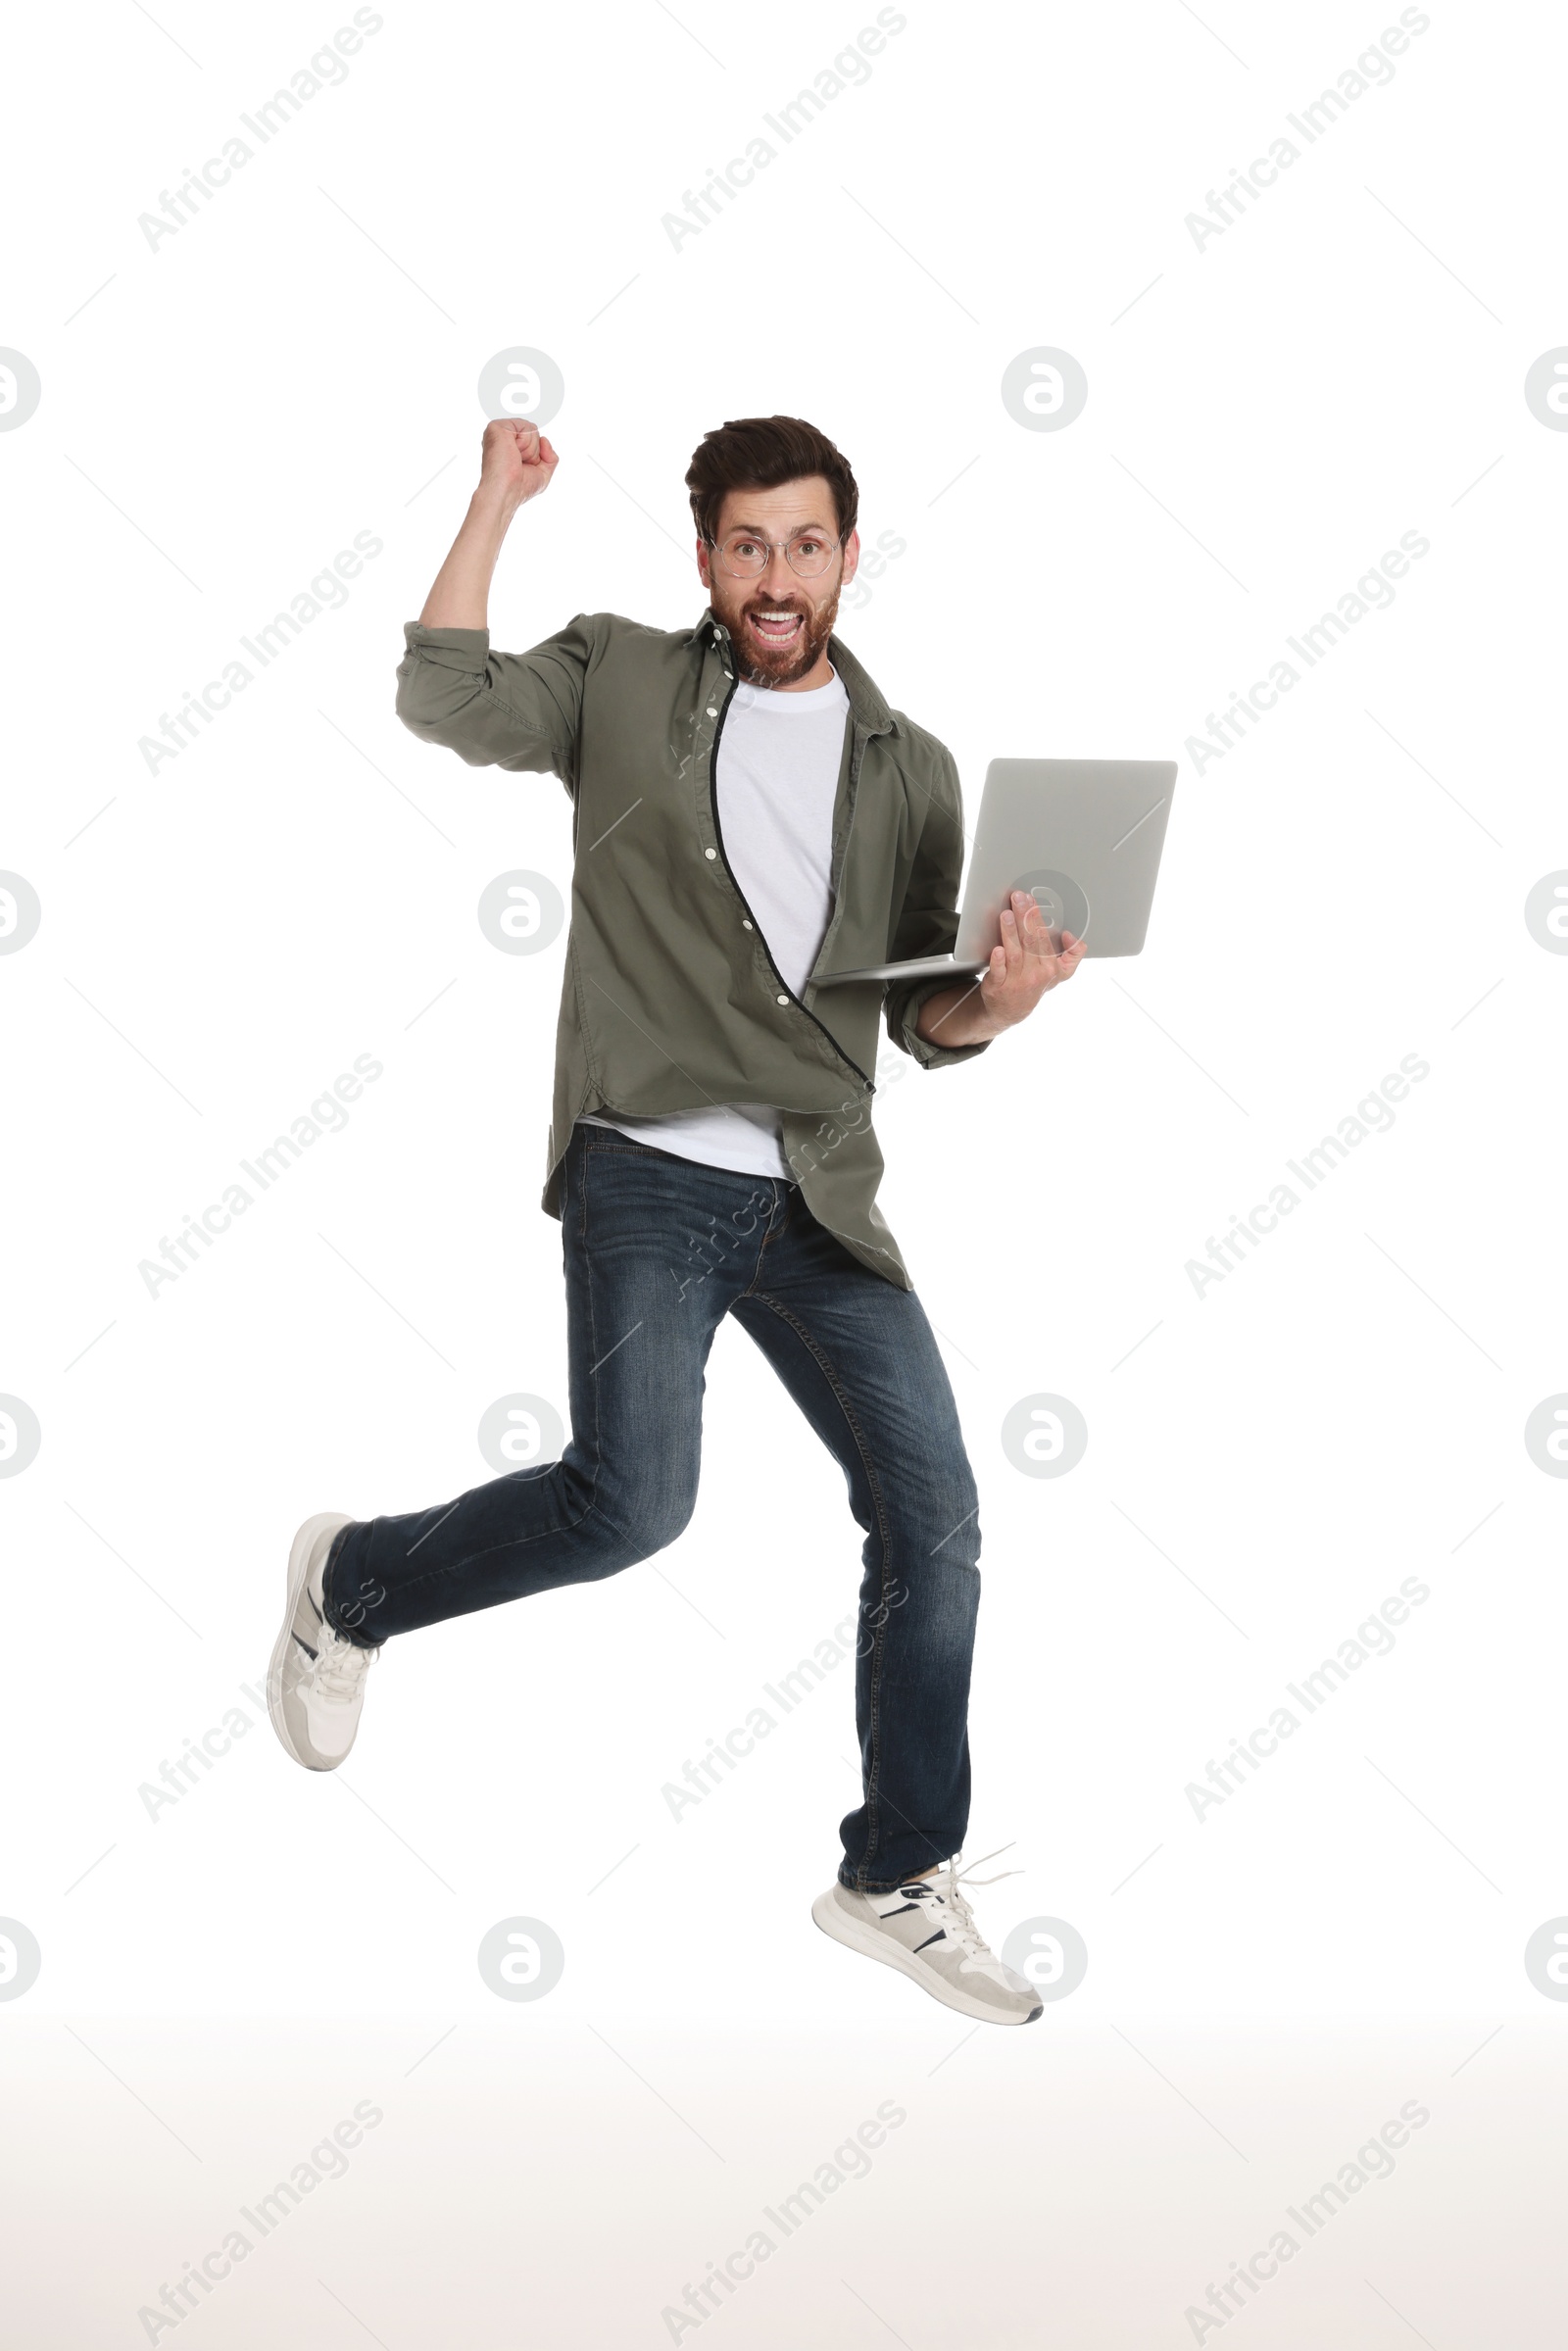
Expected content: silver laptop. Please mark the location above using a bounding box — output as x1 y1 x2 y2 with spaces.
814 757 1178 987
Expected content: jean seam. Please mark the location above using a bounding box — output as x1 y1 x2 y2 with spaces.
574 1126 590 1242
738 1182 789 1298
368 1497 624 1611
577 1136 608 1532
748 1288 895 1890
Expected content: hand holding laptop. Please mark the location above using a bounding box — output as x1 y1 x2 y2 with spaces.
916 888 1087 1048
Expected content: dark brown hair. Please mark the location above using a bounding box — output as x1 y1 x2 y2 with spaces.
685 415 859 548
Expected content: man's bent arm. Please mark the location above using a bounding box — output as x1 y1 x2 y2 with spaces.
398 419 590 784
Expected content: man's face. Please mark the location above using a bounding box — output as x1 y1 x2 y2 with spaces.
696 475 860 688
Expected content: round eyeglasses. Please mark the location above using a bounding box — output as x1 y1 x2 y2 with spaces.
707 528 842 580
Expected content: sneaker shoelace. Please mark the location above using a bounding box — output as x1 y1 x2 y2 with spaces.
312 1623 375 1704
903 1845 1022 1980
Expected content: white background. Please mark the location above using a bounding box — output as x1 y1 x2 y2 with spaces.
3 1 1566 2343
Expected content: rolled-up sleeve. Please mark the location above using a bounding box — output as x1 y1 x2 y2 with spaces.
394 614 598 792
882 749 991 1070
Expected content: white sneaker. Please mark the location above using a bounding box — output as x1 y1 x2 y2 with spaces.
812 1848 1042 2026
267 1512 377 1771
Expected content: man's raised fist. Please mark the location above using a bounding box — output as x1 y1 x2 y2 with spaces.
480 417 559 506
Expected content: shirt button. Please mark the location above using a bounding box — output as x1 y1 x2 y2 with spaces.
704 847 717 859
776 994 789 1006
742 919 753 930
706 706 717 718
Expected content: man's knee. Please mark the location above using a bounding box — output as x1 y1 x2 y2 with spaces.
593 1475 699 1571
923 1451 981 1565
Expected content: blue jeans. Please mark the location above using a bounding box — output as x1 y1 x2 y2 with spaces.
323 1122 981 1889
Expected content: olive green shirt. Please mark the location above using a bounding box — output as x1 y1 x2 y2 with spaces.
395 609 987 1288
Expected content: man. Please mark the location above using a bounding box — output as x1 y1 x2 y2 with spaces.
269 414 1084 2025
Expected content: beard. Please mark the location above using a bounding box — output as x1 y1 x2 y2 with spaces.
716 576 842 688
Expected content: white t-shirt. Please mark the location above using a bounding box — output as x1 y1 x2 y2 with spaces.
584 666 850 1181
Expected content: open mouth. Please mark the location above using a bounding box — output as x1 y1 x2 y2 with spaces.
746 608 806 649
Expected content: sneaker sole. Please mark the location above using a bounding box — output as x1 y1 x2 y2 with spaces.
267 1511 352 1771
810 1888 1043 2027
